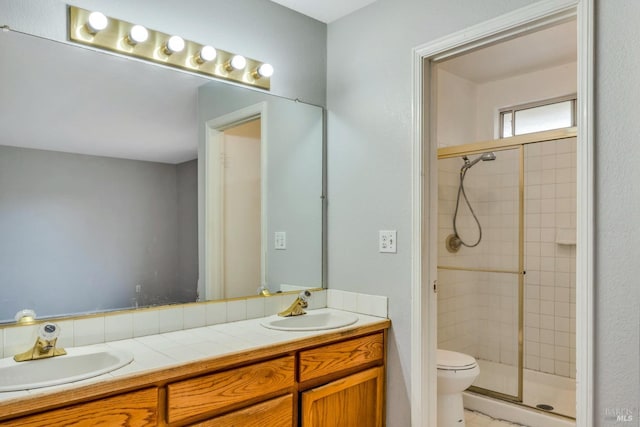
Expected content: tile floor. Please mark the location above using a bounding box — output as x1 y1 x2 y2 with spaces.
465 410 529 427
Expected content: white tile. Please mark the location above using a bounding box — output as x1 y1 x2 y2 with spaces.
245 298 265 319
205 301 227 325
158 307 183 333
264 295 289 316
105 313 133 341
356 294 388 318
326 289 344 310
226 300 247 322
133 310 160 337
74 317 105 346
342 291 358 312
56 320 75 348
307 290 327 310
184 304 206 329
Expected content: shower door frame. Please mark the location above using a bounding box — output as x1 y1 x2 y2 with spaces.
437 127 578 405
410 1 594 426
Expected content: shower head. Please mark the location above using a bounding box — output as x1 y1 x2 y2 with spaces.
462 152 496 170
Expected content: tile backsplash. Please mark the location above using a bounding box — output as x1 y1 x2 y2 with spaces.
0 289 388 359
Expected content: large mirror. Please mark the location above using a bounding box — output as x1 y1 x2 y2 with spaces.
0 30 324 323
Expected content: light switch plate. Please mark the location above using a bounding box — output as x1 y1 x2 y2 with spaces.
275 231 286 250
379 230 397 253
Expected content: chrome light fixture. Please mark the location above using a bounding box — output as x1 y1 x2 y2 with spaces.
68 6 272 90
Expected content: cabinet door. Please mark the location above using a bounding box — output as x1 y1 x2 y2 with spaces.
301 367 384 427
0 388 157 427
188 394 293 427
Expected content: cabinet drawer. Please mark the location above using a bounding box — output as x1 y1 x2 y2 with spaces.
0 388 158 427
188 394 293 427
167 355 295 424
299 333 384 383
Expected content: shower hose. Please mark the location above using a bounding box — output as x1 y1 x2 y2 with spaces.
452 165 483 248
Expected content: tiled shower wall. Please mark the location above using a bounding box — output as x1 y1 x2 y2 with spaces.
523 138 577 378
437 139 576 379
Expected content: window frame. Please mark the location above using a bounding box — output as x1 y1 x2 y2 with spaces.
499 94 577 138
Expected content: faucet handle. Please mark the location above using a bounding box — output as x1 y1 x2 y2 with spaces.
38 323 61 341
298 290 311 302
14 309 37 324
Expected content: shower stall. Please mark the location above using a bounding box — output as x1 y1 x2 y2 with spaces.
437 130 577 419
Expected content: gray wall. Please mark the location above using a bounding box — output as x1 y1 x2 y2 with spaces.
0 146 198 321
326 0 542 424
198 82 323 292
1 0 326 107
176 159 199 302
595 0 640 422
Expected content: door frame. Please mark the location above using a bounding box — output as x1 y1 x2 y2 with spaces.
410 1 594 426
198 102 268 300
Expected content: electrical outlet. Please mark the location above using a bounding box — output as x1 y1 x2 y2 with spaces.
379 230 397 253
275 231 287 250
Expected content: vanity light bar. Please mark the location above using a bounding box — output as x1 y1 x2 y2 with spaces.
68 6 272 90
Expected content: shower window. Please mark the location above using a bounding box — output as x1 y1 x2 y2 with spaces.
500 96 576 138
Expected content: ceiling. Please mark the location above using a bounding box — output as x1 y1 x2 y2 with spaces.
438 20 577 83
269 0 378 23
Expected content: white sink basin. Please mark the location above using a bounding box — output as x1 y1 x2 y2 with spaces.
260 309 358 331
0 347 133 392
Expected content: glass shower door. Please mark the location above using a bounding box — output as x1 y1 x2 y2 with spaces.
437 147 523 400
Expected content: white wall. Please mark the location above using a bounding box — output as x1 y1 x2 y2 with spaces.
327 0 540 424
475 62 577 140
1 0 326 106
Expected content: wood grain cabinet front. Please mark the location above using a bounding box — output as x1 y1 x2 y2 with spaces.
166 355 295 425
298 333 384 386
0 387 158 427
300 366 384 427
187 394 293 427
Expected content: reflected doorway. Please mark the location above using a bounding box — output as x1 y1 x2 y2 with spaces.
222 119 262 298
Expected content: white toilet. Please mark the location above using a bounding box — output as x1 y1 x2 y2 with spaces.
437 349 480 427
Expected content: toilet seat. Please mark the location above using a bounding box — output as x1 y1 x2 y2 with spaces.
437 349 478 371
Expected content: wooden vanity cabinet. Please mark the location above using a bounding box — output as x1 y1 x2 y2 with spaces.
0 324 388 427
298 333 386 427
301 367 384 427
187 394 293 427
0 387 158 427
166 355 295 425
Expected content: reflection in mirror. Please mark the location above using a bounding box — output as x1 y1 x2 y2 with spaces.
0 30 324 323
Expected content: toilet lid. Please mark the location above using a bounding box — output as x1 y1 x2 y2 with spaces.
437 349 477 370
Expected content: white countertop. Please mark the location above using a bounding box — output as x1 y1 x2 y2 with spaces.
0 308 387 403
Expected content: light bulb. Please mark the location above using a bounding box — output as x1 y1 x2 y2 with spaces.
196 45 217 64
86 11 108 34
228 55 246 71
164 35 185 55
256 63 274 78
127 25 149 45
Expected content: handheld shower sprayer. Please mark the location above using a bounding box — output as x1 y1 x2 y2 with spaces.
446 152 496 253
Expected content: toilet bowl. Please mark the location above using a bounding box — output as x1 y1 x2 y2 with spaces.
437 349 480 427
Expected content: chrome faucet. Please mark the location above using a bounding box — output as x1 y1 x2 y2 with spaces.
14 322 67 362
278 290 311 317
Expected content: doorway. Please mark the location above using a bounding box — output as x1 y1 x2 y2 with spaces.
410 1 593 426
200 102 268 302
